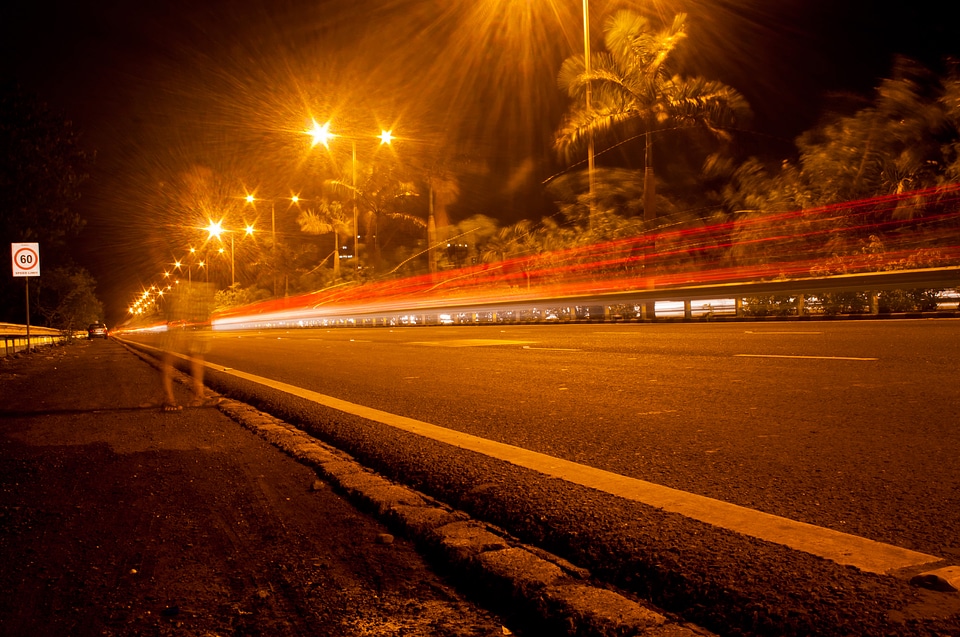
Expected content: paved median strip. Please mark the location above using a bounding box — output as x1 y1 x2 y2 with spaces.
205 359 940 577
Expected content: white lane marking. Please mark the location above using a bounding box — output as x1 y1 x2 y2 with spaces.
411 339 532 347
744 331 823 335
204 360 937 575
735 354 878 361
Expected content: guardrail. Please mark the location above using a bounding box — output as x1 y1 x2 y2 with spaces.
1 334 66 357
0 324 70 357
208 266 960 330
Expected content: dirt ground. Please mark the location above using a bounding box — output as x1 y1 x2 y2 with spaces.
0 341 515 636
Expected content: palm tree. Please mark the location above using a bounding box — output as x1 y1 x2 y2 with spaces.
415 153 487 274
556 11 750 223
297 200 350 279
326 160 423 272
425 170 460 274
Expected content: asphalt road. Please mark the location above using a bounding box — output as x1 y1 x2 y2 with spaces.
118 318 960 636
127 319 960 558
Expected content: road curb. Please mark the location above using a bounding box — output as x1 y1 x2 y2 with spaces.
216 397 714 637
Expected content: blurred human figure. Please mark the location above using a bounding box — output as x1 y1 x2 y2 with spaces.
160 281 218 411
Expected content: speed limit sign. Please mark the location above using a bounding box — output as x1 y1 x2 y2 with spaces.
11 243 40 277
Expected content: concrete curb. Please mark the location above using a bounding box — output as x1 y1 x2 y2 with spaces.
216 397 715 637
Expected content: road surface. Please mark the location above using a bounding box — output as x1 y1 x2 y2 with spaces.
123 319 960 636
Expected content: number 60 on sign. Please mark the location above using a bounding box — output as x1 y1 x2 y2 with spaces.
11 243 40 277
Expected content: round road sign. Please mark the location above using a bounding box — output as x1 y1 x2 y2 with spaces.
12 243 40 277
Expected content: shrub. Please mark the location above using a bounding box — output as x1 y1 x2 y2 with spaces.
742 295 798 317
809 291 869 315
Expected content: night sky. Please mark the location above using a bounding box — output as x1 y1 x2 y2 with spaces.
3 0 959 321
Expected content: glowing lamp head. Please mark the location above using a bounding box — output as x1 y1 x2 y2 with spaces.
205 221 224 239
307 119 335 148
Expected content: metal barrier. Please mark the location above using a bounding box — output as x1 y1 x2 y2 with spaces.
211 266 960 332
1 334 64 357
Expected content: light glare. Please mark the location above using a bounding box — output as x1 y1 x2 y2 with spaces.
206 221 224 239
307 119 335 148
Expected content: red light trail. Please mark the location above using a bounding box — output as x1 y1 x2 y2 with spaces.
212 185 960 329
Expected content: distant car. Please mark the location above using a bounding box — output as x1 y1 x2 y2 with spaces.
87 322 109 339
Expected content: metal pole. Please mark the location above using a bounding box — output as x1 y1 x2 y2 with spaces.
25 278 31 352
428 186 437 276
584 0 595 227
272 201 277 296
352 139 359 278
230 234 235 287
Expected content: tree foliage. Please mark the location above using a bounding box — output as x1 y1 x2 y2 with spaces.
297 200 350 279
716 58 960 215
35 265 104 332
555 11 750 221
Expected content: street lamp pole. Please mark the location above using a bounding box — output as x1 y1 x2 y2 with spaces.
306 120 394 280
583 0 596 226
247 194 290 296
205 220 253 289
271 201 277 296
352 138 359 274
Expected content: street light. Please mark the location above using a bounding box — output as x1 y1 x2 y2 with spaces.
306 118 394 277
205 220 255 287
171 246 206 283
245 193 289 251
244 193 303 295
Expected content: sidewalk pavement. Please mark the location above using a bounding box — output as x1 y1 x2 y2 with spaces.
0 339 709 637
0 340 512 636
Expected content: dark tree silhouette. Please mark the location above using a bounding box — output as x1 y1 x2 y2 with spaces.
0 83 92 324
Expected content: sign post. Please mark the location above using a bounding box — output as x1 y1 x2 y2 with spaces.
11 243 40 352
